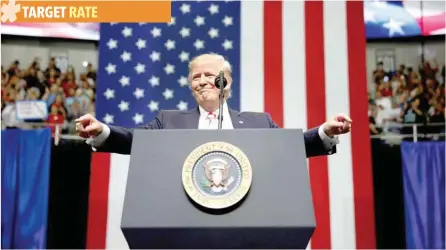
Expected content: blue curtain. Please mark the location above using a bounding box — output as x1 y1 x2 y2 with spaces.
1 128 52 249
401 141 445 249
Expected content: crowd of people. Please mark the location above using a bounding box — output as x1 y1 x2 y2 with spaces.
368 59 445 139
1 57 97 135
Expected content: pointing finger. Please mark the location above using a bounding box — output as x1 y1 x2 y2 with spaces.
344 116 352 123
75 114 92 123
75 122 83 131
83 124 99 133
335 113 352 123
333 121 344 128
75 116 87 123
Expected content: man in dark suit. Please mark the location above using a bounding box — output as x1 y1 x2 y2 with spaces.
76 53 352 158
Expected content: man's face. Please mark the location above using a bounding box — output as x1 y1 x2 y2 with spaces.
189 56 230 105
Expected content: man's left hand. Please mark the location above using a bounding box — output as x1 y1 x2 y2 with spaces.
323 113 352 137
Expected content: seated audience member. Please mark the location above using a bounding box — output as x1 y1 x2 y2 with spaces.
52 94 67 112
428 103 445 123
369 104 382 135
25 87 40 100
65 88 77 107
374 91 401 127
379 79 393 97
1 88 21 128
86 63 97 82
88 102 95 117
23 67 46 97
44 57 61 78
67 99 83 121
76 79 94 100
47 69 58 86
47 104 65 136
441 64 445 84
62 72 77 96
42 84 62 107
6 60 20 77
65 99 82 134
76 80 94 114
372 61 387 84
402 98 425 123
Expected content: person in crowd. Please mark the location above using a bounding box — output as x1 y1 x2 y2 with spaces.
62 72 77 97
6 60 20 77
50 94 67 117
47 104 66 136
373 61 388 85
379 78 393 97
76 78 94 100
47 69 58 86
23 67 46 97
44 57 61 78
25 87 41 100
86 63 97 82
1 87 20 128
368 103 382 135
441 65 445 84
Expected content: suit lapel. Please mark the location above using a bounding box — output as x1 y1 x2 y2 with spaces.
229 108 245 129
182 108 200 129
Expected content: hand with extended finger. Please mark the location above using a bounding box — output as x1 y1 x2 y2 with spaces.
75 114 104 138
322 113 352 137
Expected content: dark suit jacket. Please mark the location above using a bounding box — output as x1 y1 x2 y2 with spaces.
96 107 336 158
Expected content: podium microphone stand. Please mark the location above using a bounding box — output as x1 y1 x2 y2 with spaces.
216 71 226 130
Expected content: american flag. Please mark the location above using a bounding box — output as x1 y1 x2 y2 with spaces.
95 2 241 127
88 1 376 249
364 0 446 38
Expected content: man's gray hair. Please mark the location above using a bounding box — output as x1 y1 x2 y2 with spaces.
188 53 232 73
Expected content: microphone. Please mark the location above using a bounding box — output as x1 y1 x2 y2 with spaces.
215 71 226 130
214 72 227 89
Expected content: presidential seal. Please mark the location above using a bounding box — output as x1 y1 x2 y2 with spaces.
182 141 253 210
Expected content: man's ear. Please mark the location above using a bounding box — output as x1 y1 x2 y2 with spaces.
225 74 232 87
224 84 232 99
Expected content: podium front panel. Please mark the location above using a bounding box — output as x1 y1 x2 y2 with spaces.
121 129 315 248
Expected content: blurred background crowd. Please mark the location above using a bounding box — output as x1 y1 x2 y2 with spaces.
1 57 97 135
368 58 445 139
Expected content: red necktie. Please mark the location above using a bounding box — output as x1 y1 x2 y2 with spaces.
207 111 217 120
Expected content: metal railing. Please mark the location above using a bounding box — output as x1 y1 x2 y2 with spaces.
370 122 445 143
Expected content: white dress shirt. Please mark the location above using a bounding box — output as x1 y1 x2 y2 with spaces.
198 102 233 130
87 103 339 150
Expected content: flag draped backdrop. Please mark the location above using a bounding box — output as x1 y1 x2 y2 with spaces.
401 141 445 249
1 128 52 249
88 0 376 249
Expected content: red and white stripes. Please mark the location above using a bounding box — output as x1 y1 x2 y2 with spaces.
240 0 375 248
87 1 376 249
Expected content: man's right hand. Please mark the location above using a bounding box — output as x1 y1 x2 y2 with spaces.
75 114 104 138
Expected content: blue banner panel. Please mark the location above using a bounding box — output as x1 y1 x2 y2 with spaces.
1 128 52 249
401 141 445 249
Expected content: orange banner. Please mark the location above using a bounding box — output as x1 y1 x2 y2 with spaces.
1 0 171 23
